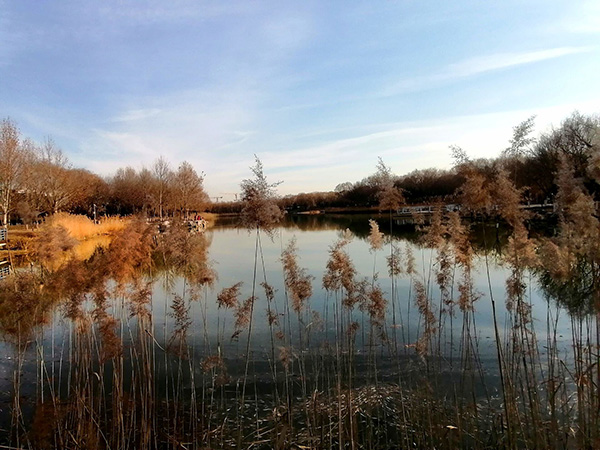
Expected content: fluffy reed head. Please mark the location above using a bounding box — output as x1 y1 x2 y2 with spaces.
323 230 356 296
459 168 491 213
492 169 526 229
386 242 403 277
102 218 155 288
31 224 77 270
367 219 384 252
240 156 283 234
217 282 243 309
157 222 216 287
367 283 387 325
281 238 314 313
232 296 255 341
374 157 404 211
0 271 52 345
413 280 436 357
422 206 446 249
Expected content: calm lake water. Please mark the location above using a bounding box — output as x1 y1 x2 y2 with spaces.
0 214 574 355
0 214 577 435
205 215 570 352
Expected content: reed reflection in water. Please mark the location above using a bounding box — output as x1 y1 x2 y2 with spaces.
0 212 596 449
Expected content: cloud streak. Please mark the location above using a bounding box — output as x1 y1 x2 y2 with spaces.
111 109 162 123
446 47 594 78
383 46 594 97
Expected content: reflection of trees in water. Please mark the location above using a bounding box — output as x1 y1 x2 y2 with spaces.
0 220 216 342
2 207 600 448
215 212 553 256
0 272 54 345
154 221 216 289
216 213 423 242
538 257 599 316
0 218 217 447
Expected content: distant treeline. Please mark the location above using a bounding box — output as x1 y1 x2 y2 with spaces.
0 118 208 225
210 111 600 214
1 111 598 223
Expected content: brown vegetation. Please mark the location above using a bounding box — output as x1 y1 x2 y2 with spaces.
0 111 599 448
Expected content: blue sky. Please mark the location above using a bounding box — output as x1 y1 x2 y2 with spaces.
1 1 599 199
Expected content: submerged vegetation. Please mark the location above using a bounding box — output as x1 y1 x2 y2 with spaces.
0 113 598 448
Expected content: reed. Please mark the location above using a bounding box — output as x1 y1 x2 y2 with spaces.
47 212 126 240
2 159 600 449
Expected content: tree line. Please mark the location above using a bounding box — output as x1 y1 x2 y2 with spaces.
210 111 599 214
0 118 209 225
1 111 598 223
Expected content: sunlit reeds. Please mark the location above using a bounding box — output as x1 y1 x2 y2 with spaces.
2 161 600 449
47 212 126 240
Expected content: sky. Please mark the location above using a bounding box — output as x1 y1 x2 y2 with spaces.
1 1 599 200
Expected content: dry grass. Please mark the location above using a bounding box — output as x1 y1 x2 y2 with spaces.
3 155 600 449
29 214 127 266
71 235 112 261
47 213 126 240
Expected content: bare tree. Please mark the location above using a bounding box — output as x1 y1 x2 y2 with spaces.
152 156 172 220
110 167 147 214
0 119 28 226
138 167 157 213
450 145 470 167
504 115 537 159
374 157 404 212
34 138 77 213
172 161 208 219
67 169 110 213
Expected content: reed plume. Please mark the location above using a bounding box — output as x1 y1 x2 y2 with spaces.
374 158 404 212
232 296 255 341
367 219 384 252
167 293 192 357
323 230 356 299
217 282 243 309
413 280 436 358
281 238 314 314
386 242 403 278
31 225 77 271
103 218 154 289
459 167 492 213
240 155 283 234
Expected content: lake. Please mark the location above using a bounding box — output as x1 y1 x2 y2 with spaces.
0 214 590 448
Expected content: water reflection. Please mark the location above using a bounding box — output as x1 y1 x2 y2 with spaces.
0 215 573 357
0 213 595 448
538 256 599 315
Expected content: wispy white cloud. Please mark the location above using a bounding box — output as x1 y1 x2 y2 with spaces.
94 131 158 158
110 108 162 123
260 125 452 171
74 85 260 186
446 47 593 78
236 99 600 196
383 46 594 97
77 95 600 200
